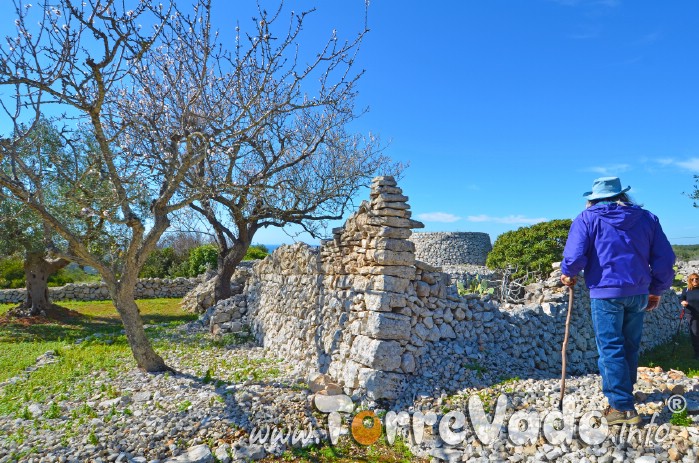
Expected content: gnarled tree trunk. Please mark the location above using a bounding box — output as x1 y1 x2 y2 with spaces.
112 281 169 372
23 252 69 316
213 241 251 303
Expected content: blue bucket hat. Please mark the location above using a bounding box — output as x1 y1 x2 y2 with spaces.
583 176 631 200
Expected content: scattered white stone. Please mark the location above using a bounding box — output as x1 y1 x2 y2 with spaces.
162 444 213 463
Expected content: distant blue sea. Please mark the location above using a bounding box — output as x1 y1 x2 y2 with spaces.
259 244 320 253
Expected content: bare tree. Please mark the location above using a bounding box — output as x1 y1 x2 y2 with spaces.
119 1 400 302
0 0 196 371
0 0 394 369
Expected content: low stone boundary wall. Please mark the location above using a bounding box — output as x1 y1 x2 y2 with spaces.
410 280 679 395
0 277 201 303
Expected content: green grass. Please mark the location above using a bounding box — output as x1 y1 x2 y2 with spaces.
0 302 14 316
0 298 196 343
0 342 133 416
639 333 699 378
670 409 694 426
271 434 422 463
0 298 195 416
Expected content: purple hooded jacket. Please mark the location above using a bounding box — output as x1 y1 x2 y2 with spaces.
561 203 675 299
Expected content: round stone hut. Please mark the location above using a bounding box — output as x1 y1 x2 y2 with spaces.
410 232 492 267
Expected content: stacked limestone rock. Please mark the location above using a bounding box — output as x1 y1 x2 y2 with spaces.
0 277 200 304
225 176 431 400
180 263 254 314
406 273 681 399
326 176 426 400
207 294 248 335
244 243 326 373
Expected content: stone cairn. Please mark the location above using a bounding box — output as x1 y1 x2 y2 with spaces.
322 175 427 400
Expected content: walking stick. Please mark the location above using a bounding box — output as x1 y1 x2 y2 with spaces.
559 286 574 411
670 308 685 357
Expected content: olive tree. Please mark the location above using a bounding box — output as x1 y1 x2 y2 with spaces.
0 120 83 315
0 198 69 316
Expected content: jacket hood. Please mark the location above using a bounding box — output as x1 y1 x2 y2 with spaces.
587 203 644 231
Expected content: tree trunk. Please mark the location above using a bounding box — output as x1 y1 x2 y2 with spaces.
113 284 169 372
23 252 69 316
213 241 251 303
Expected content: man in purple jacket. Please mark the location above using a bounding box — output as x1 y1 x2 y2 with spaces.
560 177 675 426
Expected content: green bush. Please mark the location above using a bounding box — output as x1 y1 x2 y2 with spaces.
0 258 101 288
140 247 180 279
187 244 219 277
673 244 699 262
47 269 75 287
139 243 269 279
0 258 25 289
244 244 269 260
486 219 572 280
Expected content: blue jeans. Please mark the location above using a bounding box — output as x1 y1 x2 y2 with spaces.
590 295 648 411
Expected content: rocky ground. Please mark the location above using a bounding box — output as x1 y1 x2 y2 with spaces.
1 323 698 463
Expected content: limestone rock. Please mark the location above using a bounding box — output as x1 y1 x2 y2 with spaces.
358 369 405 400
313 393 354 413
350 335 403 371
163 444 214 463
363 312 411 340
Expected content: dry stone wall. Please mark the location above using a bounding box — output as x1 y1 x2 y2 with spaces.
239 176 428 400
206 176 682 401
0 277 200 304
410 232 492 267
406 276 680 397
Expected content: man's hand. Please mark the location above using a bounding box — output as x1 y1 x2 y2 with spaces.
560 274 577 287
681 300 689 307
645 294 661 311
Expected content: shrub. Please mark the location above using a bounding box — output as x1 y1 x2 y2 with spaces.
0 257 25 289
187 244 219 277
244 244 269 261
673 244 699 262
47 269 75 287
486 219 572 280
0 258 103 288
139 247 180 279
138 242 268 279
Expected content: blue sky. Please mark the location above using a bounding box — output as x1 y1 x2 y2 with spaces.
4 1 699 246
227 0 699 246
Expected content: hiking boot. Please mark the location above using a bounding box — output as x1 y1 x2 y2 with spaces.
603 406 641 425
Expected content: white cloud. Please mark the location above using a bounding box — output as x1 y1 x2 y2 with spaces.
585 164 631 176
466 215 548 225
417 212 462 223
676 158 699 172
653 157 699 173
